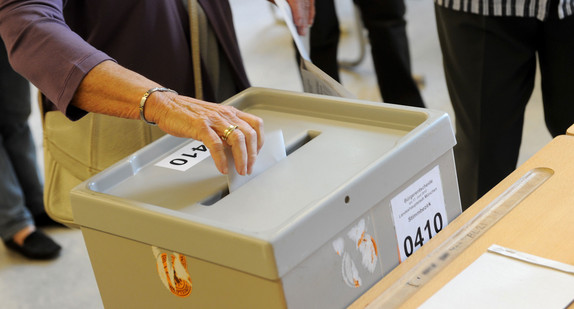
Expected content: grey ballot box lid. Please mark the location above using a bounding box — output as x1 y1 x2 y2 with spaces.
71 87 456 281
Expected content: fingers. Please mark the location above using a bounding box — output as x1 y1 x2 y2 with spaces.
307 0 315 27
236 109 265 152
288 0 315 35
219 110 264 175
202 129 228 174
151 95 264 176
225 127 249 175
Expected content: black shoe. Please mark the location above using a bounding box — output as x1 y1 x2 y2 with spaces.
4 230 62 260
33 213 66 228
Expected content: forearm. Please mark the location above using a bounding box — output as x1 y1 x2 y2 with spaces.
0 0 264 176
72 60 264 176
0 0 113 117
71 60 161 121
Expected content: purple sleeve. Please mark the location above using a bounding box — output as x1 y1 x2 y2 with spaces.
0 0 114 119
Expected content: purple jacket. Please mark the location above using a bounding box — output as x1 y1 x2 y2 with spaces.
0 0 250 120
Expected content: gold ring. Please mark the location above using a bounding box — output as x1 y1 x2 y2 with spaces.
221 125 238 141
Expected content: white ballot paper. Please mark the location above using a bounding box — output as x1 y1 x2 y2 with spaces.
274 0 355 99
420 245 574 309
226 130 286 192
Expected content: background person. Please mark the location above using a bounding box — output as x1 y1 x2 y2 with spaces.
0 0 314 224
0 39 61 260
434 0 574 209
302 0 424 108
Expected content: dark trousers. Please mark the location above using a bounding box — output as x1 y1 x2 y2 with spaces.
0 39 42 239
306 0 424 108
435 4 574 210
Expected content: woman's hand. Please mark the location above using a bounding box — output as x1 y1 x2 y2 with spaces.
148 92 264 175
288 0 315 35
270 0 315 35
72 60 264 176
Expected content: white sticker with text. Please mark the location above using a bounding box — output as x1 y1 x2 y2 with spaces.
155 140 211 171
390 166 448 262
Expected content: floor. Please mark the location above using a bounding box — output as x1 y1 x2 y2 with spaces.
0 1 552 308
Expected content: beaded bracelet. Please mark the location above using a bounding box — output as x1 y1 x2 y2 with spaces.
139 87 178 125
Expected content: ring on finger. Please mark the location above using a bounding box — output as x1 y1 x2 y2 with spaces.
221 125 238 141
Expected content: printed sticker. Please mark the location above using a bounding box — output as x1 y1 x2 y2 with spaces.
152 246 192 297
155 140 211 171
333 218 379 288
341 252 362 288
347 219 379 273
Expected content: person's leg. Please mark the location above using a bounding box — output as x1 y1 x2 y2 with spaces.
0 127 61 260
3 121 49 219
435 6 538 210
0 40 61 259
306 0 341 81
539 2 574 137
354 0 424 107
0 39 45 217
0 132 34 241
0 38 36 240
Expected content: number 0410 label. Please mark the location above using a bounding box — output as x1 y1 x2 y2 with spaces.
390 166 448 262
155 140 211 171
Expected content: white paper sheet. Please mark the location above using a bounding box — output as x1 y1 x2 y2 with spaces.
274 0 310 61
299 59 356 98
274 0 355 98
420 245 574 309
226 130 286 192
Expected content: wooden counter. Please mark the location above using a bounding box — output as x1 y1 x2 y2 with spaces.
350 128 574 308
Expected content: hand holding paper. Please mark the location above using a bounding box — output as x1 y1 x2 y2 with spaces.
271 0 315 36
274 0 311 60
227 130 286 192
274 0 356 98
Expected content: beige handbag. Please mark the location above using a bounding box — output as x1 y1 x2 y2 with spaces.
42 0 203 228
42 109 165 228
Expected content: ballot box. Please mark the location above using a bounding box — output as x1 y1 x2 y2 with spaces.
70 87 461 308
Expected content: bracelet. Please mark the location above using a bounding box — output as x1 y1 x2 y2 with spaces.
139 87 178 125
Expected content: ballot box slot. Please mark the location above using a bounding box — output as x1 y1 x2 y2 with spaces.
199 130 319 206
285 130 320 155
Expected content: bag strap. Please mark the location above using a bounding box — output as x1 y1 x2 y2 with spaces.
188 0 203 100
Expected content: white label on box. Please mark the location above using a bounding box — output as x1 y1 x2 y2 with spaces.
155 140 211 171
390 166 448 262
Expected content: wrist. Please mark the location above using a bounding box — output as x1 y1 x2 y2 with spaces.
139 87 178 125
